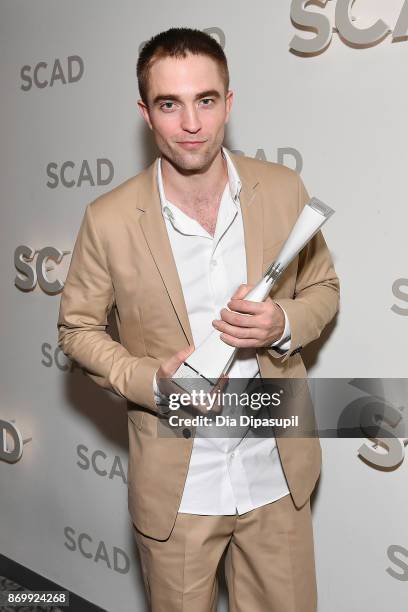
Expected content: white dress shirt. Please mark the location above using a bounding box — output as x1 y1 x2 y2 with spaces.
153 147 292 515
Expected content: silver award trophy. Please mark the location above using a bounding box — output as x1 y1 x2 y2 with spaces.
171 197 335 394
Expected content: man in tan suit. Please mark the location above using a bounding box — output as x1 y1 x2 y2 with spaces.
57 27 339 612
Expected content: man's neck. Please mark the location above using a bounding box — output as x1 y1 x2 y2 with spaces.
161 148 228 213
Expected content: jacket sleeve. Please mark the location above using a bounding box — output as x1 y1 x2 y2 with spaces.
57 202 161 411
268 173 340 363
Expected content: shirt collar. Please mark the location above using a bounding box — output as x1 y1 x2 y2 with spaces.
156 146 242 214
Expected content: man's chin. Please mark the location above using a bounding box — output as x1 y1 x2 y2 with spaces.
179 157 207 171
169 147 218 172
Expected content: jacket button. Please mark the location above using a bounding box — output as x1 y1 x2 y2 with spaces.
182 428 191 439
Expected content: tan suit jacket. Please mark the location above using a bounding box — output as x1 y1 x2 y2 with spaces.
57 149 340 540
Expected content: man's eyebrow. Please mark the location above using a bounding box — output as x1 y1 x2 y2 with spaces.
152 90 221 105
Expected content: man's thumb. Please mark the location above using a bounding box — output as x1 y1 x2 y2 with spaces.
178 344 195 362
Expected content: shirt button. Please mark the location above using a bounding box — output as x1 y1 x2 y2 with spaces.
230 452 235 459
211 259 217 267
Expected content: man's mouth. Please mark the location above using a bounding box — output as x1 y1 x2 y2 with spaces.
177 140 206 149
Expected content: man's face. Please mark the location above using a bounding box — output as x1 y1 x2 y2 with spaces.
138 53 233 172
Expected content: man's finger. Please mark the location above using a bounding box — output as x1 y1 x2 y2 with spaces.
217 308 262 327
218 333 260 348
227 299 264 314
213 373 229 393
196 374 229 415
215 320 263 339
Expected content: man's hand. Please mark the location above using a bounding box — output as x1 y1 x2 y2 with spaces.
211 284 285 348
156 345 228 415
156 345 196 398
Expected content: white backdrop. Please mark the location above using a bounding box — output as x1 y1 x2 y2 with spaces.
1 1 407 610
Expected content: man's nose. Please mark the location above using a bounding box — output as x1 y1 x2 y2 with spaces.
180 105 202 132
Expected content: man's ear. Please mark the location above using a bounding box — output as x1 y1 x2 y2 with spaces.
137 99 153 130
224 90 234 124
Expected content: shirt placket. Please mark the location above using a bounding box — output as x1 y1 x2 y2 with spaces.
226 446 254 513
208 188 238 320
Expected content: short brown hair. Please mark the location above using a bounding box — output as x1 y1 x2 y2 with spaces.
137 27 229 105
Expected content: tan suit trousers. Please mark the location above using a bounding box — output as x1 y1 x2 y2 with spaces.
132 492 317 612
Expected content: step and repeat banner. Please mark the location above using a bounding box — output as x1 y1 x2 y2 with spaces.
1 1 407 610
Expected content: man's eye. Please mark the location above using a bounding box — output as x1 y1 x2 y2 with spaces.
200 98 214 106
160 102 175 111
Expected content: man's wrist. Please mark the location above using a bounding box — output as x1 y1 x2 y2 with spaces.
270 303 291 349
153 370 168 402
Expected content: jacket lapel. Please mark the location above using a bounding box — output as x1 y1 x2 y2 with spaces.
135 149 263 346
137 158 194 346
228 150 264 285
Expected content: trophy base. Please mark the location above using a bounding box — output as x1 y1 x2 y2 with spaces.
172 362 218 395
